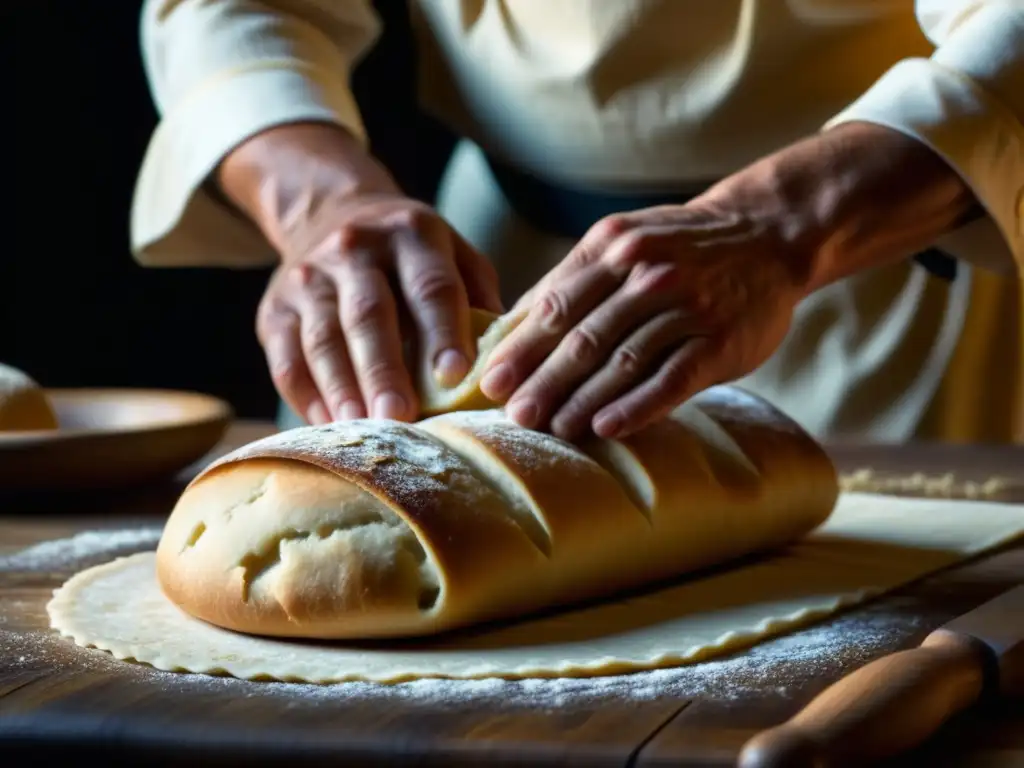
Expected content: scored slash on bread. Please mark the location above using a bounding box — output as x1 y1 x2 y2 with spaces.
156 311 839 640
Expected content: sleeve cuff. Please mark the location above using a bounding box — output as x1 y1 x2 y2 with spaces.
825 56 1023 275
130 62 367 269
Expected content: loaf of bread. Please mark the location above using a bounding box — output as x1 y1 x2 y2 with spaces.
157 310 839 640
0 362 59 432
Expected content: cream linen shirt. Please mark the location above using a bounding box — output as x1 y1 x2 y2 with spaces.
131 0 1024 442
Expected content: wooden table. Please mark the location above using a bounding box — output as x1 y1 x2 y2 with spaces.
1 422 1022 767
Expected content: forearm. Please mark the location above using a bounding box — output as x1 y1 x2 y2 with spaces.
706 121 980 294
822 1 1024 275
216 121 400 252
132 0 381 268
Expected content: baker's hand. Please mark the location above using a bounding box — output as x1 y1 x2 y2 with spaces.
478 119 981 442
219 123 503 425
478 197 810 441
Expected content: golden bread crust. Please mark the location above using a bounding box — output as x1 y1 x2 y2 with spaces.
157 312 838 639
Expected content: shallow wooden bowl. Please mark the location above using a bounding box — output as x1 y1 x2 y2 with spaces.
0 389 233 492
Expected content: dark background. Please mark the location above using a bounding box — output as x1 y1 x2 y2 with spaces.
5 0 454 419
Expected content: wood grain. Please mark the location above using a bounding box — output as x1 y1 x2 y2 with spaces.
637 445 1024 768
1 424 1023 767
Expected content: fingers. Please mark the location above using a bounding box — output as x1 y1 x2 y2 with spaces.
393 222 475 388
592 335 729 439
480 260 619 407
480 216 676 410
501 277 678 434
549 308 701 440
257 190 504 423
335 256 419 421
256 298 328 425
503 215 627 319
292 266 365 422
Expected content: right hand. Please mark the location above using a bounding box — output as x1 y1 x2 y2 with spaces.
217 123 503 426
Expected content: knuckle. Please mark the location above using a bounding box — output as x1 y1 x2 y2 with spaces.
255 302 296 341
408 270 459 307
592 214 631 241
390 203 434 232
567 246 595 271
629 261 679 294
537 289 572 331
285 263 339 301
359 358 404 393
322 382 362 409
611 345 643 376
287 262 320 288
268 359 305 392
565 325 602 364
331 222 368 252
301 321 337 356
342 292 387 333
658 357 698 398
611 230 658 267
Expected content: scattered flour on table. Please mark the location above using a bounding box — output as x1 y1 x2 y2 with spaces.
3 611 922 709
1 527 926 709
0 528 163 572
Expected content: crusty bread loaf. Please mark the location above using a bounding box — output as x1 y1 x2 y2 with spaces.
157 310 838 639
0 363 59 432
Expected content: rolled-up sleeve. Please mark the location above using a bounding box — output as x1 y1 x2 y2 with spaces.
131 0 382 268
825 0 1023 274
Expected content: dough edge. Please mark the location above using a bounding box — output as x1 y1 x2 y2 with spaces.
47 551 873 684
46 491 1024 684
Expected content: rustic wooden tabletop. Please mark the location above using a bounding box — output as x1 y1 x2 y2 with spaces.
1 422 1022 767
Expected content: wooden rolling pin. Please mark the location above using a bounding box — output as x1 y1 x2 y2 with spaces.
738 582 1024 768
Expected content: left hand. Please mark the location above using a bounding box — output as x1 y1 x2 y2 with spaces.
478 196 811 441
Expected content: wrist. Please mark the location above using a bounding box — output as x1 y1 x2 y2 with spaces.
707 121 979 295
216 121 401 253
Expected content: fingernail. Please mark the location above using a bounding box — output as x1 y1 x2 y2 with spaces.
480 363 514 400
306 402 330 425
434 348 470 388
507 399 539 429
593 410 622 439
373 391 408 420
338 400 364 421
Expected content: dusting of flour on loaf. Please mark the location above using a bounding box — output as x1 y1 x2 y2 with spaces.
224 420 453 474
213 419 481 500
432 410 588 471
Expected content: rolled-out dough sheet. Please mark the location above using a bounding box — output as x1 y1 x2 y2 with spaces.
47 492 1024 683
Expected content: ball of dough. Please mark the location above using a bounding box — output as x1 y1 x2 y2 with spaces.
0 363 59 432
414 308 523 416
